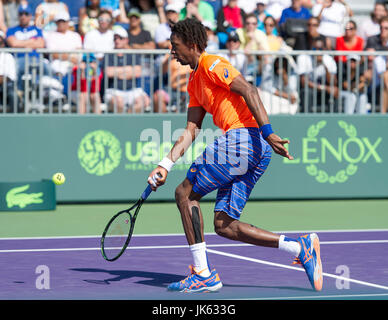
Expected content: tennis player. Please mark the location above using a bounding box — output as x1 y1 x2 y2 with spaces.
148 18 323 292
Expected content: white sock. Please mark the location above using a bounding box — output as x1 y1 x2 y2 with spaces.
278 235 301 257
190 242 211 277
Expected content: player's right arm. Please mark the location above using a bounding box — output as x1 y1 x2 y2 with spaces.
148 106 206 190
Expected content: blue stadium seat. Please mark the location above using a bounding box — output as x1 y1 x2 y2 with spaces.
62 0 85 18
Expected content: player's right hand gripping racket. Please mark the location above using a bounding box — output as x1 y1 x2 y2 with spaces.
100 174 160 262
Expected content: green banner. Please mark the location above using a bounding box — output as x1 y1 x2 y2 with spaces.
0 180 56 211
0 114 386 202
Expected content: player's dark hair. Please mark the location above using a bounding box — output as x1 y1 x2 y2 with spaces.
171 18 208 52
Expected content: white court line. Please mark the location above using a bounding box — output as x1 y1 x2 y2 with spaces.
1 228 388 241
206 248 388 291
1 240 388 292
1 239 388 253
232 293 388 300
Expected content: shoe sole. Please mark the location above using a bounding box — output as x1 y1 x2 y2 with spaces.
311 233 323 291
171 282 223 293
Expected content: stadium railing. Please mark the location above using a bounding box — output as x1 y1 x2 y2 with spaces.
0 48 387 115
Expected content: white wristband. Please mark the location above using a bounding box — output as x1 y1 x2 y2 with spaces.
158 157 175 172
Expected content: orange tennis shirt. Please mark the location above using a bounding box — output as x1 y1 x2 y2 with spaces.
187 52 258 132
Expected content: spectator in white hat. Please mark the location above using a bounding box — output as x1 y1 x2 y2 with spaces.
154 3 180 49
203 20 219 51
44 11 82 76
103 25 151 113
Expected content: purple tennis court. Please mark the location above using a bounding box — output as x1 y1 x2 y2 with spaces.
1 230 388 300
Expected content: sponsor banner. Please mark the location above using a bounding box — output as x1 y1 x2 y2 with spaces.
0 180 56 211
0 115 386 201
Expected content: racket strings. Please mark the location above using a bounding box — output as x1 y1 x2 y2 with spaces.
102 211 132 260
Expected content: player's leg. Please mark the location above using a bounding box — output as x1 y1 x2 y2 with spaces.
175 177 205 246
213 211 280 247
167 177 222 292
213 210 301 255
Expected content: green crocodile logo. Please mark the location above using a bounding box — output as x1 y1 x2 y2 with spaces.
6 184 44 209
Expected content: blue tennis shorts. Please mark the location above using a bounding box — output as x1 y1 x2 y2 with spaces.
186 127 272 220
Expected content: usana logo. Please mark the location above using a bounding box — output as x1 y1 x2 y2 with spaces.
285 120 383 184
78 130 122 176
78 123 222 175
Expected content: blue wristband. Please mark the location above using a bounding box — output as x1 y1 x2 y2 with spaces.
260 124 274 139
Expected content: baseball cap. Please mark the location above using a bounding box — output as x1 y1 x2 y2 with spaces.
227 30 240 42
348 54 361 62
165 4 180 13
128 8 141 18
113 25 128 38
18 4 33 15
54 11 70 22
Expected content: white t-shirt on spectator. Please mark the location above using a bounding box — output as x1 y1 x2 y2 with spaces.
0 52 17 81
83 29 114 59
237 0 259 14
266 0 292 20
45 30 83 75
358 18 380 41
312 2 347 38
297 54 337 81
45 30 82 51
154 23 171 46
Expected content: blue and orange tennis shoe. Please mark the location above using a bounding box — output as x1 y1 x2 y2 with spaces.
167 265 223 293
293 233 323 291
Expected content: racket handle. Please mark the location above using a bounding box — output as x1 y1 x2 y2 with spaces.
143 173 163 199
142 184 153 200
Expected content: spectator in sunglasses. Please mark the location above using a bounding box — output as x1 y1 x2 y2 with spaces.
263 15 289 51
335 20 364 63
83 9 114 59
293 17 328 50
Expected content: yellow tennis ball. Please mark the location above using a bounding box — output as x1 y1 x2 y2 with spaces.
52 172 66 185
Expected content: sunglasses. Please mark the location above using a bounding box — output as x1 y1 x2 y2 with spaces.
98 17 112 22
308 23 318 27
19 12 30 16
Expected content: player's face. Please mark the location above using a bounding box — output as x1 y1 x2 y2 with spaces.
170 34 192 66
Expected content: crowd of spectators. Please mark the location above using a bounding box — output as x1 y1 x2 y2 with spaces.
0 0 387 114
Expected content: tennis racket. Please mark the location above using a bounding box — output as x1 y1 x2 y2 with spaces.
100 174 160 261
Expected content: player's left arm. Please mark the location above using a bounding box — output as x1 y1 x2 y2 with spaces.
230 74 294 160
147 106 207 190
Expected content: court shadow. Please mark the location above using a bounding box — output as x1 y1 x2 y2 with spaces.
70 268 184 288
